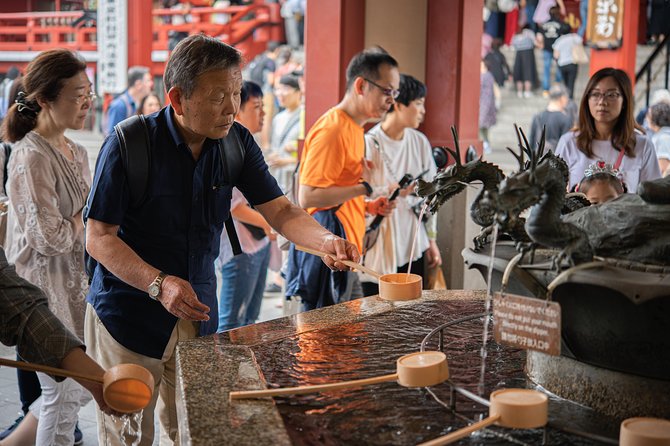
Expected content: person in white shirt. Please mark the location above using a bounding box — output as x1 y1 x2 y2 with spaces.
268 74 302 192
555 68 661 193
361 74 441 296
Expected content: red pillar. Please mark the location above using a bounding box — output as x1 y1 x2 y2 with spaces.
303 0 365 131
423 0 483 157
127 0 153 68
589 0 640 84
423 0 484 289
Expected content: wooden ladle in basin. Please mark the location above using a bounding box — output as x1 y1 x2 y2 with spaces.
230 351 449 400
620 417 670 446
418 388 549 446
296 245 422 301
0 357 154 413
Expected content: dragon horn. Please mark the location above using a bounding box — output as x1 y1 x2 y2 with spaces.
506 146 524 166
444 146 459 162
513 124 526 169
518 127 535 171
536 125 547 159
450 126 462 166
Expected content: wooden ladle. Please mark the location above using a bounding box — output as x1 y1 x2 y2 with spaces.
0 357 154 413
620 417 670 446
418 388 549 446
230 351 449 400
296 245 422 301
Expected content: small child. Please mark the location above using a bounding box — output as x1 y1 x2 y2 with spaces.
575 161 626 204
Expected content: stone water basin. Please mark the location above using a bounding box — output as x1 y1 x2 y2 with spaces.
175 290 625 445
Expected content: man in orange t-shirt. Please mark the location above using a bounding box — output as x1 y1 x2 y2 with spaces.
285 48 400 310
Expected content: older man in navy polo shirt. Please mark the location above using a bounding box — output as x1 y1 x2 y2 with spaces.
84 34 359 445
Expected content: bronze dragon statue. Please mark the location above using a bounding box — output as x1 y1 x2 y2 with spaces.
488 141 670 267
416 126 506 248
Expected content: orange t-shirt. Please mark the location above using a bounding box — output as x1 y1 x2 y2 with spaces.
300 108 366 252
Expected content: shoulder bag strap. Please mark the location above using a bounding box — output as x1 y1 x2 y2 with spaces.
218 125 246 256
114 114 151 209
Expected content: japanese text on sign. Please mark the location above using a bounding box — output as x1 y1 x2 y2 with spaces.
493 293 561 356
98 0 128 94
586 0 624 49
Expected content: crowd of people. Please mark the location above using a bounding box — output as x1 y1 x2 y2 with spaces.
0 2 667 444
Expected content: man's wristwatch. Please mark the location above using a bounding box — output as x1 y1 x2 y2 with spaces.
148 272 167 300
360 181 373 197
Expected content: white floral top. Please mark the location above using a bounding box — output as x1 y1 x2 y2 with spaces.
5 131 91 339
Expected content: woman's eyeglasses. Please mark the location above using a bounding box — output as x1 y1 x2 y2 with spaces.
364 78 400 99
588 91 622 102
70 92 98 105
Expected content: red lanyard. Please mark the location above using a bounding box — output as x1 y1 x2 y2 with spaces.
614 147 625 170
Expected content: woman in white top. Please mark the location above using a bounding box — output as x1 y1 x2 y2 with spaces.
555 67 661 193
361 74 440 297
552 32 582 99
1 49 93 446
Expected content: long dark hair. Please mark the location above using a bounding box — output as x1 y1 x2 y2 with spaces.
1 49 86 142
576 67 640 158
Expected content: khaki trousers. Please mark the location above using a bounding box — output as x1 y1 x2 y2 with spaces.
85 304 198 446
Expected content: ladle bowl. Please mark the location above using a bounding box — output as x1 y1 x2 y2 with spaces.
379 273 423 301
396 351 449 387
620 417 670 446
295 246 423 301
419 388 549 446
0 357 154 414
489 388 548 429
103 364 155 413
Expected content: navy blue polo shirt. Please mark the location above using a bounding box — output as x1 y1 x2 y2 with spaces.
85 106 282 359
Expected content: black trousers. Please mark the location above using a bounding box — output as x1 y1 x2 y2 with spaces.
559 63 578 99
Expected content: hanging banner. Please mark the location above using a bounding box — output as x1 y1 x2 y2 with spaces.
586 0 624 49
98 0 128 94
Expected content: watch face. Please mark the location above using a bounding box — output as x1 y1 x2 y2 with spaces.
148 284 160 297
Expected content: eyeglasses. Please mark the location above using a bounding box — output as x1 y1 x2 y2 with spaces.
588 91 622 102
70 92 97 105
363 78 400 99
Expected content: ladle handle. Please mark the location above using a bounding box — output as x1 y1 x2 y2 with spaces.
295 245 382 279
230 373 398 400
0 357 104 384
418 414 501 446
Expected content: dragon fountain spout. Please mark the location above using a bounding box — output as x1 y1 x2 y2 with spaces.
416 126 504 247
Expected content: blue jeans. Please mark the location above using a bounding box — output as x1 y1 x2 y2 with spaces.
217 243 271 332
578 0 588 38
542 49 562 91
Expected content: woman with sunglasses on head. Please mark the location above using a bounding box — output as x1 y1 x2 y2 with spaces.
0 49 94 446
555 68 661 193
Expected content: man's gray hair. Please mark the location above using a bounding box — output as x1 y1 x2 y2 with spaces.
650 102 670 128
163 34 242 98
128 66 150 87
548 83 568 100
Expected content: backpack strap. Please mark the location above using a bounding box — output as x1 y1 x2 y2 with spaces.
218 124 246 256
115 115 151 209
2 142 11 191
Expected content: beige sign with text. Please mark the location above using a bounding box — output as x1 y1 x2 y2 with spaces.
493 293 561 356
586 0 624 49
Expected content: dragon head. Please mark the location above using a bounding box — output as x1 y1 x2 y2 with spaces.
416 126 503 214
488 125 549 226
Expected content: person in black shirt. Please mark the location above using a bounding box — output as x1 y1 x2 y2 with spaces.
529 83 572 152
536 6 570 95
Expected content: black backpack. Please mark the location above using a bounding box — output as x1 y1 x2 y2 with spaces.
84 115 243 280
